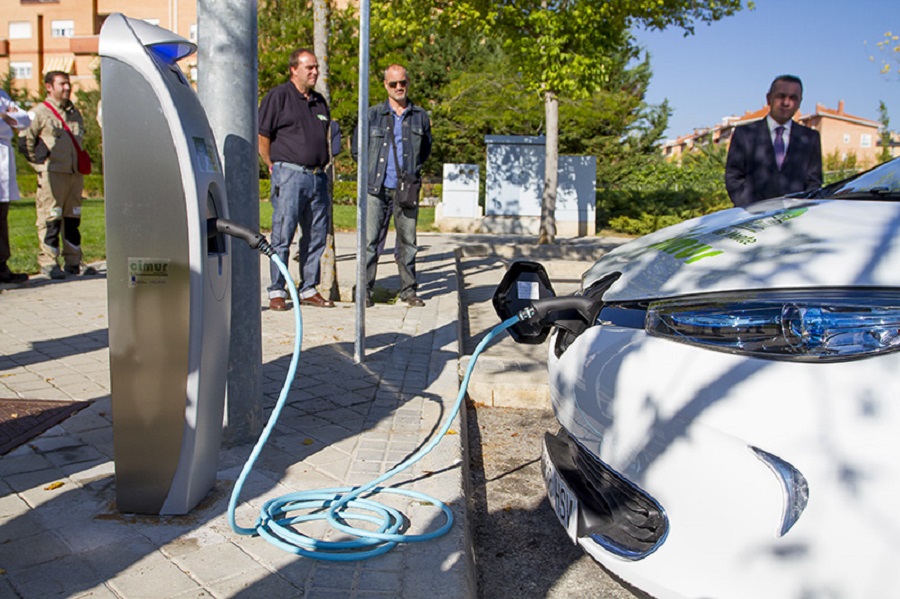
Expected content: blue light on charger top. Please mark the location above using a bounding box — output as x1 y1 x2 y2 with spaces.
149 42 195 64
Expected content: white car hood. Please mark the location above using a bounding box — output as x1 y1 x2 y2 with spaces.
585 198 900 302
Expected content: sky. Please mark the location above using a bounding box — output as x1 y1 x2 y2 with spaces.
632 0 899 140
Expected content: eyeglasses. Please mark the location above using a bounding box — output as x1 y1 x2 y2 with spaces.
387 80 408 89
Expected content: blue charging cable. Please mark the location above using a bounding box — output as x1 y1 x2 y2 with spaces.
227 253 521 561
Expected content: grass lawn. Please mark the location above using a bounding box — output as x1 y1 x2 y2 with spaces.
259 201 437 232
7 198 437 275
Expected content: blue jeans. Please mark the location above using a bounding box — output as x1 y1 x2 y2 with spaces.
365 188 418 299
267 163 330 299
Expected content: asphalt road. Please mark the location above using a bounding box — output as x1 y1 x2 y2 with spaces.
465 403 643 599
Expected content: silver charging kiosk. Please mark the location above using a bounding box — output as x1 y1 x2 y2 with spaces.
99 14 231 514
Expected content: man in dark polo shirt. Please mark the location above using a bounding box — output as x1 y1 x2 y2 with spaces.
258 48 334 310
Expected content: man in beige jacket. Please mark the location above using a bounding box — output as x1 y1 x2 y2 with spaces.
24 71 94 279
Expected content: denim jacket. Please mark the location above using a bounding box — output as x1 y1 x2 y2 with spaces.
352 100 432 195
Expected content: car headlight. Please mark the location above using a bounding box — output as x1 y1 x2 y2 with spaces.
645 290 900 362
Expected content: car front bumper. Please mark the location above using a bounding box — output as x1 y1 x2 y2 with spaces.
545 324 900 599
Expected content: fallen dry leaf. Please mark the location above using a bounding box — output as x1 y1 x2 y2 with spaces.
302 438 314 445
44 481 64 491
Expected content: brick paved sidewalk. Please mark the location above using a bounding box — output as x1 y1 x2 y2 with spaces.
0 232 474 599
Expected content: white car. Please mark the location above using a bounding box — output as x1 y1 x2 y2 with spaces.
494 157 900 599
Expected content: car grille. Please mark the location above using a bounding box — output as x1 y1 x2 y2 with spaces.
545 428 668 559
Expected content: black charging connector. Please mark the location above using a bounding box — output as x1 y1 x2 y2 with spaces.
520 295 600 338
207 218 274 256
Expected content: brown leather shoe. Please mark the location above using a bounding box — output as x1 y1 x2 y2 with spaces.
300 292 335 308
268 297 290 311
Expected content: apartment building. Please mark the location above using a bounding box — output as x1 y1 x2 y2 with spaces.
1 0 197 97
662 101 887 168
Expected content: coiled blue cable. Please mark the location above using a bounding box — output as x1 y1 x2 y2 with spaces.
227 253 521 561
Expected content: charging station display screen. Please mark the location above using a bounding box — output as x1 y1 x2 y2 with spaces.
193 137 220 173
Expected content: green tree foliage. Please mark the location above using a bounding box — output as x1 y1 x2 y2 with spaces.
602 135 730 235
879 100 892 163
429 53 543 170
255 0 749 236
257 0 358 171
257 0 490 174
366 0 747 241
427 46 668 182
561 52 670 186
2 68 32 106
823 149 860 183
258 0 314 96
868 30 900 78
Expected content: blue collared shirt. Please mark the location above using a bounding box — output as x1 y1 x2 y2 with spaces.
383 105 408 190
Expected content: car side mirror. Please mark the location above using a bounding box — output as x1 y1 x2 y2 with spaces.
492 260 556 344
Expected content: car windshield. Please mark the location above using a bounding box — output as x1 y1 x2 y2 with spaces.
816 157 900 200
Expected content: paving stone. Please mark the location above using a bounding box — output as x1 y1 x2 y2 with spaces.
171 541 262 585
208 568 304 598
7 555 105 599
106 550 203 598
0 528 71 570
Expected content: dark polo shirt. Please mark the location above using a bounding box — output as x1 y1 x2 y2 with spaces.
258 82 330 168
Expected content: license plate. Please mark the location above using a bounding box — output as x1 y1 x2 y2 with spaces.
541 439 579 543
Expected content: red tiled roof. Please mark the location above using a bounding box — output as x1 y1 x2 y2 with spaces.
803 102 879 128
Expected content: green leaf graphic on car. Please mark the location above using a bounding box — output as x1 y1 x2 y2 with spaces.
650 207 809 264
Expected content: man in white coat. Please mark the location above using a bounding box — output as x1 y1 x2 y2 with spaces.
0 89 30 284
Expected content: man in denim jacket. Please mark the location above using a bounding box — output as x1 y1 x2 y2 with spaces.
352 64 432 307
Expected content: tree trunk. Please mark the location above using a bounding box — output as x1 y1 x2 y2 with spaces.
314 0 340 301
313 0 331 104
538 89 559 245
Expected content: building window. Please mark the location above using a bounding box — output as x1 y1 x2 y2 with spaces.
10 62 33 80
861 134 872 148
50 19 75 37
843 133 851 144
9 21 33 39
189 23 197 42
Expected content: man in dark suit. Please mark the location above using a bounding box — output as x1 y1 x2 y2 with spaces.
725 75 823 208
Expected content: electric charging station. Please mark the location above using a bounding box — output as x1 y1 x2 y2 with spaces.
99 14 231 515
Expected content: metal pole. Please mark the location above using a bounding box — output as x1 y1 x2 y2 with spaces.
197 0 263 445
354 0 370 364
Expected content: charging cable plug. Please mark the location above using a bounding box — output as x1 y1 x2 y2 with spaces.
514 295 601 340
207 218 274 256
526 296 597 326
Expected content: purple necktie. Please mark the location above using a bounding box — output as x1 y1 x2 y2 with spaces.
774 126 785 170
